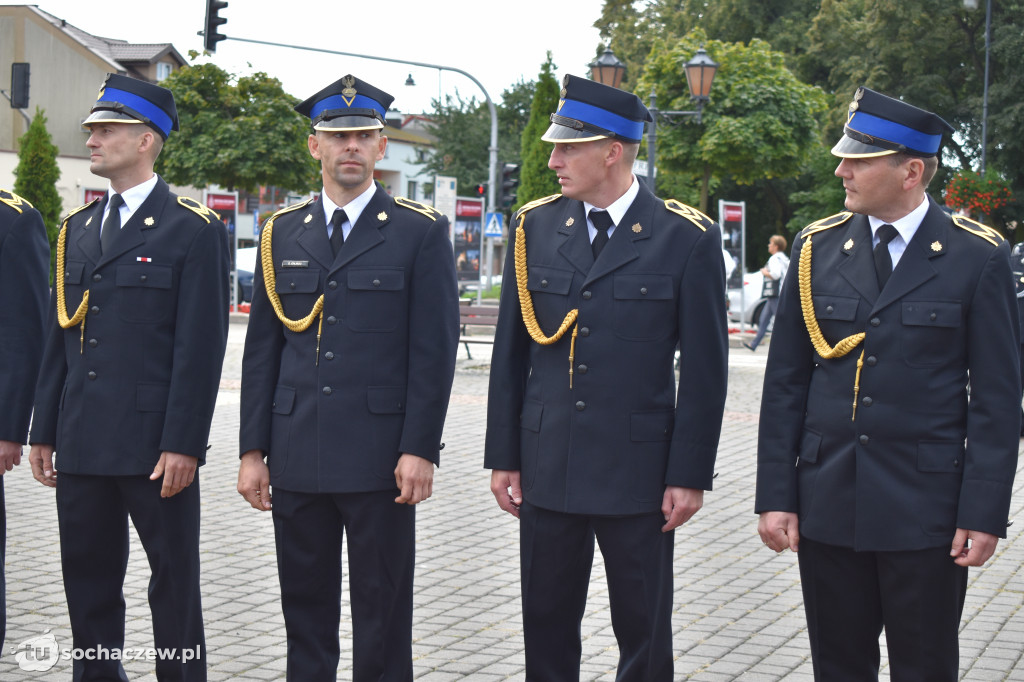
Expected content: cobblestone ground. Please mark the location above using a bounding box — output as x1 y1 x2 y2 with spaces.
3 321 1024 680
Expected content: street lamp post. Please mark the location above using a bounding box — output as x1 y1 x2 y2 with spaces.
646 47 719 191
964 0 992 174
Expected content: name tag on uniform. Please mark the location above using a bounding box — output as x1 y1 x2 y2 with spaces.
281 260 309 268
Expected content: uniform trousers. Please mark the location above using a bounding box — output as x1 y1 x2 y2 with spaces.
56 472 205 682
271 488 416 682
1 477 6 649
519 501 675 682
798 536 968 682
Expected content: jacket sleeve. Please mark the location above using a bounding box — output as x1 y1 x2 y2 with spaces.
397 215 460 463
0 208 50 442
159 218 230 461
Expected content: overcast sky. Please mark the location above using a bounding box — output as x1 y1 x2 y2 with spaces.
14 0 608 114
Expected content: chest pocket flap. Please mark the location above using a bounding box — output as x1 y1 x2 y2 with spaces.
614 274 673 300
275 270 321 294
527 266 573 295
348 268 404 291
116 263 172 289
64 260 86 285
902 301 961 328
813 295 859 321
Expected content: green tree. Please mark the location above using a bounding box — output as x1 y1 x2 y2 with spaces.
514 53 562 213
14 108 63 274
156 58 318 194
637 32 827 214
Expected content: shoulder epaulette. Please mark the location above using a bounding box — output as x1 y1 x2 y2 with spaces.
952 215 1003 247
394 196 441 221
514 194 561 220
0 189 33 214
177 196 221 224
268 197 315 222
664 199 713 232
799 212 854 240
61 198 100 225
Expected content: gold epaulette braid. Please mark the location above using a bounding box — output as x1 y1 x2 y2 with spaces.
513 212 579 388
259 205 325 365
798 235 867 420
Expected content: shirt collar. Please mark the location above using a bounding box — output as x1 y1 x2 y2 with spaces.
322 183 377 227
868 195 929 245
107 174 158 218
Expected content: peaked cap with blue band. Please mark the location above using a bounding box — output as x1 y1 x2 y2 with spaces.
832 87 954 158
542 74 652 144
295 75 394 132
82 73 179 140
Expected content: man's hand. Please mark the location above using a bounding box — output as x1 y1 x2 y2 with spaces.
951 528 999 567
28 444 56 487
237 450 272 510
758 511 800 552
490 470 522 518
661 486 703 532
394 453 434 505
150 452 198 498
0 440 23 474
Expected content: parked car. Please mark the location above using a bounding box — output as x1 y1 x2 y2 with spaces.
727 270 768 327
235 246 257 303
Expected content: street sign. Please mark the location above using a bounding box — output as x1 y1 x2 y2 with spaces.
484 212 504 238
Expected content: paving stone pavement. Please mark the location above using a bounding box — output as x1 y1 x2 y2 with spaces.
3 321 1024 681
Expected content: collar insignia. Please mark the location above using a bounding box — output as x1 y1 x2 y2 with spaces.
86 216 93 226
632 223 643 233
931 241 943 252
144 217 155 226
844 239 854 250
378 211 388 221
304 214 312 223
565 217 574 227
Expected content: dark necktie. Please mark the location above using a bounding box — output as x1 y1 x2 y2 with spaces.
101 194 125 254
873 223 899 289
589 209 613 259
330 208 347 257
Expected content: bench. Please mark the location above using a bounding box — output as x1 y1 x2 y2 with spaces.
459 299 500 359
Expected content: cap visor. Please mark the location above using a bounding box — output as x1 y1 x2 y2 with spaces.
82 110 144 127
313 116 385 132
541 122 608 144
831 134 897 158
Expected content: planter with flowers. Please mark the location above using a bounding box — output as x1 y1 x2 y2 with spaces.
944 170 1013 219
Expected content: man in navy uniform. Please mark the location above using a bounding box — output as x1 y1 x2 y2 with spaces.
237 75 459 681
0 189 49 647
756 87 1020 680
485 75 728 681
29 74 229 681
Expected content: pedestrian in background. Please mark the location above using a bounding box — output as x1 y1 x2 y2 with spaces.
29 73 229 681
237 74 460 681
485 74 728 681
756 86 1020 681
744 234 789 351
0 189 49 649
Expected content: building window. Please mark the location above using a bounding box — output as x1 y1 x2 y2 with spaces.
156 62 173 81
407 181 417 200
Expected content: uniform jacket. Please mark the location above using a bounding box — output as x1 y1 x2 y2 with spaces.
238 186 460 494
484 183 729 515
0 191 50 443
31 178 230 475
755 197 1020 551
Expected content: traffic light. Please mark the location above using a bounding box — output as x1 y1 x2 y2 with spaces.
474 183 487 197
204 0 229 52
501 163 520 209
10 63 29 109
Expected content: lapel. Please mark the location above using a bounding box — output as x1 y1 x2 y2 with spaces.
871 198 947 314
331 185 387 273
95 178 169 270
555 201 592 276
837 216 880 303
296 197 334 270
581 184 655 288
74 200 104 267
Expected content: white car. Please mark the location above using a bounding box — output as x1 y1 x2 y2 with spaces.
727 270 768 327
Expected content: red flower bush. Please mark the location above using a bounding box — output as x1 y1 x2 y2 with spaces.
944 171 1013 216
